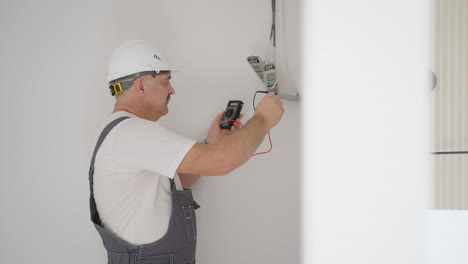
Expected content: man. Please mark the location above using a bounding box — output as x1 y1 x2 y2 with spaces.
89 40 283 264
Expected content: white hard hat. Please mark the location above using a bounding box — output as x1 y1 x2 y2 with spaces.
107 40 175 82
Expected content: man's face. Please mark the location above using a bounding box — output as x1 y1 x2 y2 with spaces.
141 72 175 119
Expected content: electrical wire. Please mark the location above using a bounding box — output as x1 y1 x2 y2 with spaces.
253 91 264 111
252 91 273 156
253 81 278 109
264 0 277 64
252 131 273 156
270 0 276 47
228 119 241 124
251 0 290 157
264 0 297 94
276 0 297 92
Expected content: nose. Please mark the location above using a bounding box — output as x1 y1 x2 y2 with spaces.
168 83 175 94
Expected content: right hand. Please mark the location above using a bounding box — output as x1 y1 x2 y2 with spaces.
254 92 284 129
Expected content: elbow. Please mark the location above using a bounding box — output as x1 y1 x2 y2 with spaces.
220 167 234 176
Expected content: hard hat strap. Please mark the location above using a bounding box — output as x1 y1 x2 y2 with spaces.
108 70 170 96
109 82 132 96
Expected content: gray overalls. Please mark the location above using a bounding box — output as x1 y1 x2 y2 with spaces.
89 117 200 264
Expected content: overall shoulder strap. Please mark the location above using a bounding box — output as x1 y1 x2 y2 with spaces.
89 116 131 170
89 116 130 225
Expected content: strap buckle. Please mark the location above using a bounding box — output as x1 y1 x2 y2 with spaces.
109 83 123 96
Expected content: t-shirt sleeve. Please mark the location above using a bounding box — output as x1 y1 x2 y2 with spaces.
112 118 197 179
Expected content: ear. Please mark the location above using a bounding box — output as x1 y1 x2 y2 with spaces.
133 78 146 96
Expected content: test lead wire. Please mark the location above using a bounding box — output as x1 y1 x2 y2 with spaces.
252 91 274 156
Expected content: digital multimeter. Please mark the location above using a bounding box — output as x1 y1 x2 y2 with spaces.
220 100 244 129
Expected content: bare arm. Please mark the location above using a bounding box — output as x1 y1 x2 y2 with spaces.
178 113 244 188
177 92 283 176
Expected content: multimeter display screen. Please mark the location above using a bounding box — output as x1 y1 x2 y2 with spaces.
230 102 239 106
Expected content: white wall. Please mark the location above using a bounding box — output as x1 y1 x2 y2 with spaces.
0 0 300 263
302 0 431 264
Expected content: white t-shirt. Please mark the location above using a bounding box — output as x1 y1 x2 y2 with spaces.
93 111 196 245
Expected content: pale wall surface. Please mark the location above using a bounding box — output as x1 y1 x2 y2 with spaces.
0 0 300 263
302 0 431 264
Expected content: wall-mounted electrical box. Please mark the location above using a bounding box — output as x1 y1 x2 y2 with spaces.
246 0 300 102
247 55 300 101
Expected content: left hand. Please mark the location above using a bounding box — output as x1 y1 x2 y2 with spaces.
206 111 244 144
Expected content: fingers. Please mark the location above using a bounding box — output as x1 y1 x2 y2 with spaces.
266 92 281 102
267 92 279 99
230 119 243 131
230 124 240 131
216 111 244 130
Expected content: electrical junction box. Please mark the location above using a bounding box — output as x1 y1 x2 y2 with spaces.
247 55 300 101
263 63 277 92
247 56 277 93
247 56 265 80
